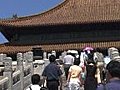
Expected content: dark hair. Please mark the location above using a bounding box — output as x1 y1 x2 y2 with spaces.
106 60 120 78
95 48 101 52
31 74 40 84
74 58 80 65
87 53 95 64
49 55 56 62
87 53 93 60
84 50 88 54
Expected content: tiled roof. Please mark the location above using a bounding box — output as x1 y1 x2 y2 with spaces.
1 0 120 27
0 41 120 54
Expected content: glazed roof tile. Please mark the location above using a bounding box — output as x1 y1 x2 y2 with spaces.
0 41 120 54
1 0 120 27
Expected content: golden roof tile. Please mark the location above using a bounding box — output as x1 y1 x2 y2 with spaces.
1 0 120 27
0 41 120 54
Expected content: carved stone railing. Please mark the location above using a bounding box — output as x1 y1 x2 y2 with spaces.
0 76 8 90
0 50 52 90
0 51 33 90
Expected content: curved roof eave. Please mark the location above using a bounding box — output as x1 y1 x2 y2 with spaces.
0 0 67 27
1 0 120 27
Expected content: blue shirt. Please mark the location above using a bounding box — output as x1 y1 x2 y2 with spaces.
97 79 120 90
42 62 62 81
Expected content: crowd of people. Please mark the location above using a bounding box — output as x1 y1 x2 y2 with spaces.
26 47 120 90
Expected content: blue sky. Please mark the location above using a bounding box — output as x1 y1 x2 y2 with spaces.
0 0 63 44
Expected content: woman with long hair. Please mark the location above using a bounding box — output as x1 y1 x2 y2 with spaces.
84 54 97 90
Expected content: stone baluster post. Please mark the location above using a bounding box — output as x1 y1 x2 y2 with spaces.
23 53 28 66
61 51 67 59
43 52 47 60
3 57 13 90
51 51 56 57
0 53 7 61
17 53 24 90
0 54 7 65
27 51 34 75
44 53 50 67
47 53 51 59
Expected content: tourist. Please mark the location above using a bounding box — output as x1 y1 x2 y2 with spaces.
97 60 120 90
42 55 63 90
94 48 105 84
67 58 82 90
63 52 74 80
26 74 41 90
93 48 104 63
84 54 97 90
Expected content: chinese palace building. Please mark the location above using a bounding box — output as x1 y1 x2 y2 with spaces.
0 0 120 59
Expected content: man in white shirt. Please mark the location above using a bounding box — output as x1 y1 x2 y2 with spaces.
63 53 74 79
